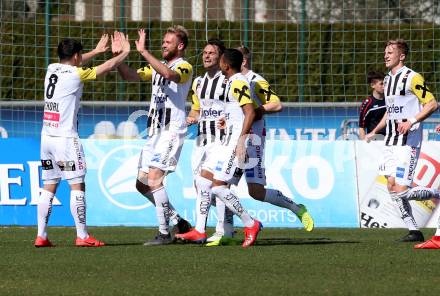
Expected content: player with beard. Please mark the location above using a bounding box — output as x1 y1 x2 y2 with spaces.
113 26 193 245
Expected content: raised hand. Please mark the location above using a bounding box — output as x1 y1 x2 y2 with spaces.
135 29 147 54
94 34 109 54
111 31 123 55
120 32 131 52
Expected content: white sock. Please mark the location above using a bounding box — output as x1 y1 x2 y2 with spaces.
152 186 170 235
195 176 212 233
407 186 440 200
391 191 418 231
37 189 54 238
142 191 180 225
70 190 88 239
215 198 234 236
264 189 301 214
211 185 254 228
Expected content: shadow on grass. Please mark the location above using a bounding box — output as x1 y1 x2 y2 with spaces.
255 237 360 246
104 242 147 247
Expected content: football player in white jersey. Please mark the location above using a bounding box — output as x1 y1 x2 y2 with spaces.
35 34 131 247
205 46 316 246
366 39 438 243
113 26 193 245
179 39 235 244
176 49 262 248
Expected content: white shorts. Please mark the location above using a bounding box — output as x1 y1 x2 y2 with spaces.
40 135 86 181
138 131 185 173
378 145 420 186
213 142 244 186
244 133 266 185
192 142 224 175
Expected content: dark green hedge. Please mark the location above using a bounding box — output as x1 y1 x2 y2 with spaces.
1 20 439 102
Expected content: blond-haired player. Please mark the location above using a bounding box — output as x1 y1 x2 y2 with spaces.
366 39 438 243
113 26 193 245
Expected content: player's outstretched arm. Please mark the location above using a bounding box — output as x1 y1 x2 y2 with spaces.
111 31 141 81
95 33 130 77
136 29 181 83
81 34 110 64
365 112 387 142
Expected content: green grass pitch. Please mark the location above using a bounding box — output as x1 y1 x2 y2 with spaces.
1 227 440 295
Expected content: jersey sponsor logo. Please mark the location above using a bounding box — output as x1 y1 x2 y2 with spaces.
73 138 85 171
56 160 76 171
98 144 152 210
177 66 189 74
396 167 405 178
41 159 54 170
407 148 417 180
151 153 161 163
233 85 251 102
202 108 223 118
43 112 60 122
387 104 403 114
225 150 236 175
415 82 430 99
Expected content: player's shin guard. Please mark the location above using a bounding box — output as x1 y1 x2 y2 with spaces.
37 189 54 238
152 186 171 235
407 186 440 201
391 190 418 231
211 185 254 228
264 189 301 214
195 176 212 233
70 190 88 239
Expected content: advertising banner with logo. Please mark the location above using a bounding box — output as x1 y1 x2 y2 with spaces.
356 141 440 229
85 139 359 228
0 139 359 227
0 138 73 226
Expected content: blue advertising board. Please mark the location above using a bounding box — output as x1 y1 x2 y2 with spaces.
0 138 359 228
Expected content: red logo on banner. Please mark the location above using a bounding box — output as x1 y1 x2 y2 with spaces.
414 152 440 188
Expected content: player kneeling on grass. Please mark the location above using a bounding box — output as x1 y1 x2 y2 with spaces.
35 33 130 247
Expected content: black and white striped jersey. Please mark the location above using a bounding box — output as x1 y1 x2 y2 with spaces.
137 58 193 136
191 70 229 146
383 66 435 147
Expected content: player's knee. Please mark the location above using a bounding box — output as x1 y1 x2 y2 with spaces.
248 184 265 201
135 179 150 195
195 174 212 189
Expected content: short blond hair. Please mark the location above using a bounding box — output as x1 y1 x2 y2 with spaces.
386 39 409 56
166 25 189 49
